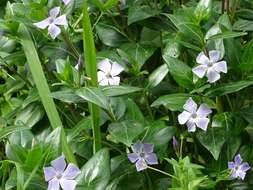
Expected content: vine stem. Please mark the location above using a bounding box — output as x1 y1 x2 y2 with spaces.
147 166 179 180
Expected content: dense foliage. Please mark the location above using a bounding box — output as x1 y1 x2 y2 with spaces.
1 0 253 189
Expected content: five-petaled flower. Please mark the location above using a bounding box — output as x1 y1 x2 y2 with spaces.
127 142 158 172
97 58 124 86
192 50 227 83
178 97 212 132
34 7 68 39
228 154 251 180
44 155 81 190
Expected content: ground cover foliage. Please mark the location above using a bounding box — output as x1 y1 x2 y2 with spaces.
1 0 253 189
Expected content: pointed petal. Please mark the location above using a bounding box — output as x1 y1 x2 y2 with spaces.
186 120 196 132
44 167 56 181
230 170 238 179
54 15 68 26
145 153 158 165
108 76 120 86
196 51 209 65
237 171 246 180
34 18 51 29
197 104 212 117
49 7 60 18
60 179 77 190
132 142 142 153
62 0 72 5
192 65 207 78
48 178 60 190
127 153 139 163
135 158 148 172
207 68 220 83
48 24 61 39
110 61 124 76
97 71 106 82
99 78 109 86
235 154 242 165
195 117 209 131
183 98 197 113
228 162 235 169
213 61 227 73
51 155 66 173
143 144 154 153
98 59 111 73
240 162 251 172
62 163 81 180
209 50 221 63
178 111 191 125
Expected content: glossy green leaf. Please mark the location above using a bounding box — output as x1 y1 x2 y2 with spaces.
147 64 169 89
239 39 253 72
76 148 110 190
0 125 29 141
206 31 247 41
125 99 144 123
101 86 142 97
194 0 212 21
51 89 84 103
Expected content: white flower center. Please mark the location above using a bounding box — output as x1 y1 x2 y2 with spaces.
105 72 113 79
207 61 214 67
191 113 198 119
56 172 62 179
140 152 145 158
49 17 55 24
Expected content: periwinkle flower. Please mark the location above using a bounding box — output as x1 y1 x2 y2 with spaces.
97 58 124 86
62 0 72 5
178 98 212 132
192 50 227 83
44 155 81 190
34 7 67 39
127 142 158 172
228 154 251 180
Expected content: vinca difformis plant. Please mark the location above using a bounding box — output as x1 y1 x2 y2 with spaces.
1 0 253 189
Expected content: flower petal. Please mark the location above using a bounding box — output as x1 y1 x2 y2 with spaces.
196 51 209 65
51 155 66 173
99 78 109 86
197 104 212 117
206 68 220 83
209 50 221 63
54 15 68 26
235 154 242 165
60 179 77 190
192 65 207 78
97 71 106 82
145 153 158 165
186 120 196 132
132 143 142 153
143 143 154 153
49 7 60 18
62 163 81 180
62 0 72 5
44 167 56 181
98 58 111 73
195 117 209 131
228 162 235 169
135 158 148 172
108 76 120 86
237 171 246 180
110 61 124 76
34 18 51 29
213 61 227 73
48 178 60 190
183 98 197 113
127 153 139 163
48 24 61 39
240 162 251 172
178 111 191 125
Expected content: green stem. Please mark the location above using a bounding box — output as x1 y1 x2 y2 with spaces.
147 166 178 180
61 32 80 60
83 1 102 153
180 135 184 158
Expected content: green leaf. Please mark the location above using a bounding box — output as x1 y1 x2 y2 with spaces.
76 148 110 190
205 81 253 97
240 106 253 124
128 5 158 25
147 64 169 89
197 126 226 160
233 19 253 31
163 55 193 89
239 39 253 72
0 125 29 141
125 99 144 123
151 93 190 111
108 120 144 146
51 89 84 103
206 31 247 40
194 0 212 21
101 86 142 96
76 87 109 110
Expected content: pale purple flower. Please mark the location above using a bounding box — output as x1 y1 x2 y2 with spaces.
192 50 227 83
34 7 67 39
97 58 124 86
228 154 251 180
44 155 81 190
62 0 72 5
127 142 158 172
178 98 212 132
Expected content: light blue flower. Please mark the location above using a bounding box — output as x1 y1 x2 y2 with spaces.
228 154 250 180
